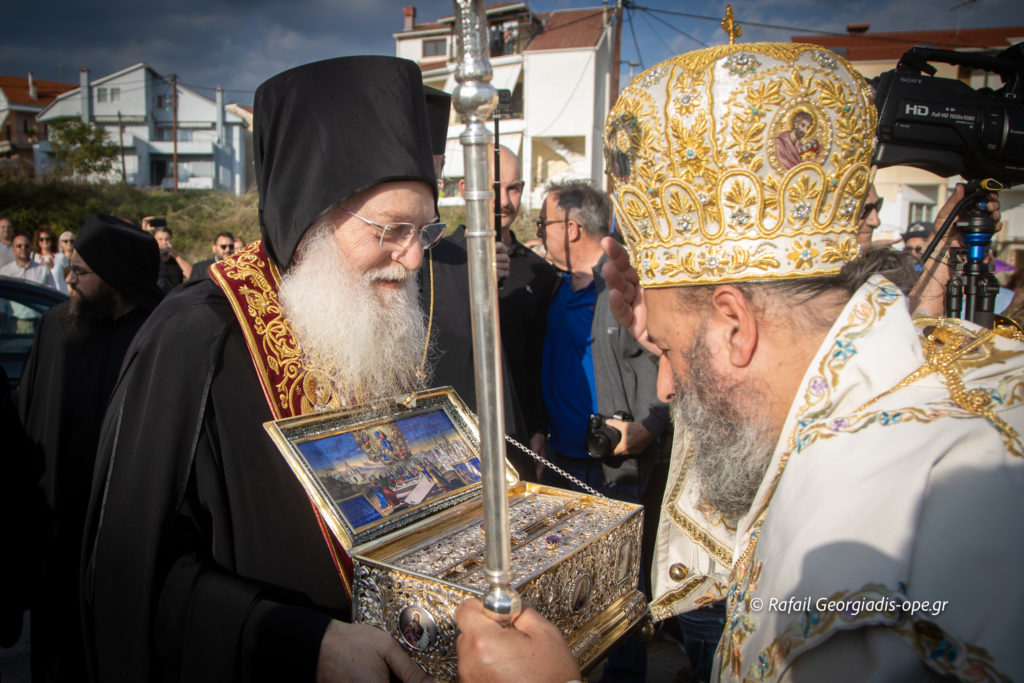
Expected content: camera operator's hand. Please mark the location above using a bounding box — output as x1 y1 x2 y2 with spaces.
605 418 653 456
455 599 580 683
600 237 660 357
316 620 429 683
909 184 1001 316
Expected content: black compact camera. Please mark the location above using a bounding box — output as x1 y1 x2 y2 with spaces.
585 411 633 463
870 44 1024 186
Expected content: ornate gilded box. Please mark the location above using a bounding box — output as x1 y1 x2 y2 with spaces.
265 387 646 681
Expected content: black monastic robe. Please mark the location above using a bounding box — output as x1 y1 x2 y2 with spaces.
81 281 344 683
18 301 151 682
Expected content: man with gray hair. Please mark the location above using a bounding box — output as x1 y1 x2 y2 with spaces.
536 180 667 499
535 179 668 681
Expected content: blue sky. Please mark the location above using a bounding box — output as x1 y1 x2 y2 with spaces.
4 0 1022 105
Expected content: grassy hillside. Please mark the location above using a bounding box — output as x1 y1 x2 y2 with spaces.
0 178 538 262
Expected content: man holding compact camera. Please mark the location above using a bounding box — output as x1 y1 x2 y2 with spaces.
535 179 669 681
151 221 193 292
536 180 669 499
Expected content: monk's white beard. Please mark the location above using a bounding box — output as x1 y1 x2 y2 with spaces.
672 326 775 522
279 230 429 405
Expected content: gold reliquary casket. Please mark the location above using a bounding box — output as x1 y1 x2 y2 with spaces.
265 387 647 680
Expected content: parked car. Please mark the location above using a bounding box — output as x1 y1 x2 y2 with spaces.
0 276 68 394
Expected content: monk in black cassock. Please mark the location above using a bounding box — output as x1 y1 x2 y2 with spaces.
81 57 438 683
18 213 163 682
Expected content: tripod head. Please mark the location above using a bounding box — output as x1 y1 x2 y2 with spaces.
936 180 1003 327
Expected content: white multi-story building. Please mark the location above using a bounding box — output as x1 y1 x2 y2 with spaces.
396 2 615 208
36 63 251 195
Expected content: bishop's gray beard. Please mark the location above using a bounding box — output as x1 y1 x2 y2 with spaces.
279 229 429 406
673 327 775 522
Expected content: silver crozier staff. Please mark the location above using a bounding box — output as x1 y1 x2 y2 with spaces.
451 0 522 624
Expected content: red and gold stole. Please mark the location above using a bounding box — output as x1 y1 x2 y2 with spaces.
210 240 354 595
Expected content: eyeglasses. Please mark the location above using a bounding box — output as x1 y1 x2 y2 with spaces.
38 236 53 242
12 242 30 249
341 208 446 250
215 243 234 250
860 197 883 220
67 264 94 279
60 239 73 244
904 245 925 255
534 218 565 232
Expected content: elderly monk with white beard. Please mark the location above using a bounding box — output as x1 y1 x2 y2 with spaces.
81 57 442 683
456 43 1024 681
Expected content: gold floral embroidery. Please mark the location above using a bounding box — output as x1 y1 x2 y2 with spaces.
210 240 339 419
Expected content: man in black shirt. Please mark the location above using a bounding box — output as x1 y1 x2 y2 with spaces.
154 225 192 291
445 146 560 478
188 231 236 282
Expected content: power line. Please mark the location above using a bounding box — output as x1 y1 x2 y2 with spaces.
635 8 676 54
635 6 707 48
637 5 995 49
626 5 644 69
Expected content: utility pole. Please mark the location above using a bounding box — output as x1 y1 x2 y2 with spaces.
610 0 624 104
172 73 179 193
608 0 624 192
117 110 126 185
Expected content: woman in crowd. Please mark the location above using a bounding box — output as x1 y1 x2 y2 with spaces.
32 227 69 293
58 231 75 262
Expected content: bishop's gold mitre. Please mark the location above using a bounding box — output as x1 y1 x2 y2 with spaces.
605 43 878 288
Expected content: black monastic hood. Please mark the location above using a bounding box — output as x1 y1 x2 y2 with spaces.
254 56 437 270
76 213 164 311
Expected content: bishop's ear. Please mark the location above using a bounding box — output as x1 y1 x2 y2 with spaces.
707 285 759 369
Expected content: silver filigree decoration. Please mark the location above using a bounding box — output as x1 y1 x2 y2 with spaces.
639 64 670 87
791 201 811 221
672 89 699 111
723 52 760 76
810 50 839 69
839 198 858 216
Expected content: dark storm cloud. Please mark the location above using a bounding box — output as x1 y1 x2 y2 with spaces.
3 0 452 104
4 0 1023 105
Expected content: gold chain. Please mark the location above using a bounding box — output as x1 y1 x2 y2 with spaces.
418 248 434 384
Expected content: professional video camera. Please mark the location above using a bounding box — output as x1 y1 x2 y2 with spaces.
871 44 1024 185
870 43 1024 327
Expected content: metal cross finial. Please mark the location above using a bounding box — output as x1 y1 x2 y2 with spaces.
721 5 743 44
